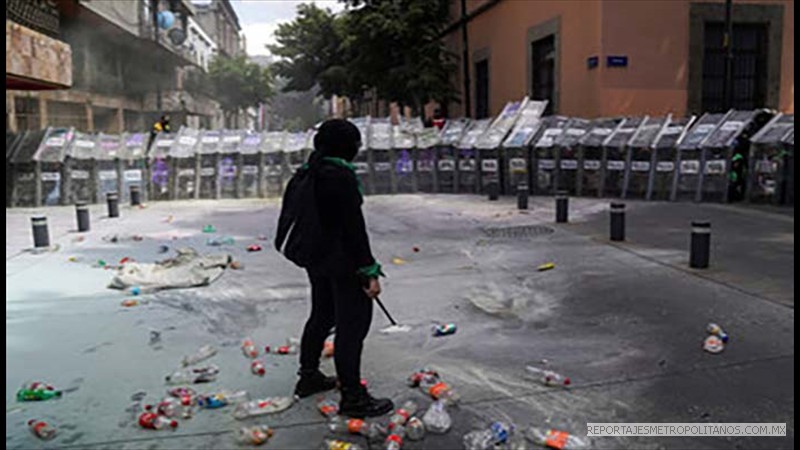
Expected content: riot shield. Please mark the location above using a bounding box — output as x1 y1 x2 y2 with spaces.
148 132 175 202
555 118 591 195
531 116 570 195
218 130 243 199
436 118 468 194
65 131 98 204
623 116 667 199
238 131 263 198
170 127 199 200
456 118 491 194
262 131 286 198
577 118 622 197
415 126 441 193
369 118 393 195
95 133 122 204
674 112 728 201
119 133 148 204
603 117 645 198
649 116 695 201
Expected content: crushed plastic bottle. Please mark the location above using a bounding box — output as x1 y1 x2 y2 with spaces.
388 400 417 431
703 335 725 354
237 425 274 446
323 337 335 358
525 366 571 387
406 417 425 441
23 381 55 391
418 374 460 405
432 323 457 337
207 236 235 246
247 244 262 252
181 345 217 367
138 412 178 430
202 224 216 233
167 387 196 406
328 416 384 439
422 400 451 433
265 343 298 355
165 364 219 385
706 323 729 343
524 427 589 450
385 425 405 450
242 338 259 358
121 299 149 307
407 368 439 387
28 419 56 440
317 398 339 418
232 396 294 420
17 388 62 402
251 360 266 376
198 390 248 409
537 262 555 272
463 422 513 450
321 439 363 450
145 396 193 419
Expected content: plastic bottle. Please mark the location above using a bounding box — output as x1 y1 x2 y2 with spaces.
23 381 55 392
323 338 335 358
17 388 62 402
418 374 460 405
28 419 56 440
385 425 405 450
232 396 294 420
138 412 178 430
181 345 217 367
422 400 451 433
706 323 729 343
432 323 457 336
525 366 571 387
242 338 259 358
251 360 266 376
236 425 274 446
197 390 248 409
462 422 512 450
388 400 417 431
406 368 439 387
145 397 193 419
165 365 219 385
328 416 384 439
317 397 339 418
167 387 197 401
265 343 298 355
406 417 425 441
524 427 589 450
320 439 363 450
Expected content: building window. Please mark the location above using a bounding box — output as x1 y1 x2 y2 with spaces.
474 59 489 119
14 97 40 131
702 22 768 112
531 34 555 115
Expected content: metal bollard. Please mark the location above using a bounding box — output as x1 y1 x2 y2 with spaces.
76 202 90 232
31 216 50 248
609 202 625 241
487 181 499 201
107 192 120 218
689 221 711 269
555 191 568 223
130 185 141 206
517 183 529 210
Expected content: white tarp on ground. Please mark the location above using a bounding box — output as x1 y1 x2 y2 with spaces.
108 248 232 291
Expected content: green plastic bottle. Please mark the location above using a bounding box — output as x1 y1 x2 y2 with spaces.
17 389 62 402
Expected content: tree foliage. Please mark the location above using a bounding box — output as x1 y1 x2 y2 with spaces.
207 55 274 118
269 0 458 115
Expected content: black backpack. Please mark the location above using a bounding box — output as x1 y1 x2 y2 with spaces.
274 164 327 268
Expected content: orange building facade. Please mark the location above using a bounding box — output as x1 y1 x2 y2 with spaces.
443 0 793 119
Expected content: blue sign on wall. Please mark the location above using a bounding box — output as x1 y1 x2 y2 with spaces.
587 56 599 69
607 55 628 67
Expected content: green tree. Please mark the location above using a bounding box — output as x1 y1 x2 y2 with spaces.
208 55 274 126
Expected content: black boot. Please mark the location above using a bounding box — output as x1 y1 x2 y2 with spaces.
294 370 337 399
339 385 394 418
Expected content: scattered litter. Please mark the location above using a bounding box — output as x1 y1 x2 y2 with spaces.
422 401 451 434
207 236 235 246
130 286 141 296
329 416 384 439
28 419 57 440
138 412 178 430
406 417 426 441
17 382 62 402
229 260 244 270
412 246 420 253
317 398 339 418
525 366 571 387
525 426 590 449
463 422 514 450
145 397 193 419
102 234 143 244
167 387 196 401
537 262 556 272
388 400 417 432
149 331 162 346
265 338 299 355
197 390 248 409
181 344 218 367
68 256 79 262
391 257 407 265
407 368 439 387
703 335 724 354
232 396 294 419
108 248 232 292
379 324 411 334
202 225 216 233
120 257 134 265
251 360 266 376
237 425 274 446
94 259 107 268
137 203 148 209
121 299 149 307
411 371 460 405
322 336 334 358
242 338 259 358
158 245 170 254
322 439 363 450
165 365 219 385
164 215 174 223
247 244 263 252
73 236 85 243
432 323 457 337
706 323 729 343
385 424 405 450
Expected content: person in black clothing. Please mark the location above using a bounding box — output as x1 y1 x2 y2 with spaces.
290 119 394 418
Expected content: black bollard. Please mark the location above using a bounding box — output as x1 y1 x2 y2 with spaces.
517 183 529 210
555 191 568 223
107 192 119 218
690 221 711 269
31 216 50 248
76 202 90 232
487 181 499 201
130 185 141 206
609 202 625 241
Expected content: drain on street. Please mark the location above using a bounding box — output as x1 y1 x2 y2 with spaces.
482 225 555 239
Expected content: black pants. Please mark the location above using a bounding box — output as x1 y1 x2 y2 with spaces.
300 270 373 389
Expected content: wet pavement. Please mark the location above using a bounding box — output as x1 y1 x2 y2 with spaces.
5 195 794 449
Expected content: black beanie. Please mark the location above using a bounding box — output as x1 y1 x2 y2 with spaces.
313 119 361 161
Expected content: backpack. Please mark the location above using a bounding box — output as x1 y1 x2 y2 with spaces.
274 164 327 268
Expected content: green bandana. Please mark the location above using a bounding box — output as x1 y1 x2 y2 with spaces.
321 157 364 197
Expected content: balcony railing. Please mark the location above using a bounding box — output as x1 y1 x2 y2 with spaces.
6 0 60 38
